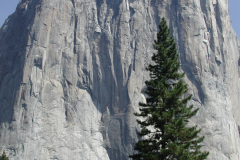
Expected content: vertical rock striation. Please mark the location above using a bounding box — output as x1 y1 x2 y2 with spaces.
0 0 240 159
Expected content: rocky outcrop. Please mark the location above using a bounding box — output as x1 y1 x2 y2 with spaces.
0 0 240 159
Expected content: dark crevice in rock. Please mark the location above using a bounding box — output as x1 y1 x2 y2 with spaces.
215 57 222 66
73 15 78 54
70 0 75 8
34 56 42 69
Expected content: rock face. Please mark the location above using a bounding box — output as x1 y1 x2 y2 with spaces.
0 0 240 159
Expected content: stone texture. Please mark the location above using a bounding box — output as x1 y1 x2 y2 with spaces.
0 0 240 159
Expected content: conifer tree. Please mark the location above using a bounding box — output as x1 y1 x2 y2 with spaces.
0 151 9 160
129 18 209 160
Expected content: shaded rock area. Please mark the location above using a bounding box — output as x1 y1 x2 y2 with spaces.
0 0 240 159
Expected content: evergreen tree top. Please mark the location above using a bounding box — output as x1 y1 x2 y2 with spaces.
0 151 9 160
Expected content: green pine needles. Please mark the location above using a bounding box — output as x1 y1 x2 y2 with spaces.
0 151 9 160
129 18 209 160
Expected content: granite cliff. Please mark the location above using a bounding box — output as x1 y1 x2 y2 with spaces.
0 0 240 159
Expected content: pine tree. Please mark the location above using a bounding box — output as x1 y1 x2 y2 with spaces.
129 18 209 160
0 151 9 160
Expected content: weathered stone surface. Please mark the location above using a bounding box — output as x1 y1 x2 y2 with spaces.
0 0 240 159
